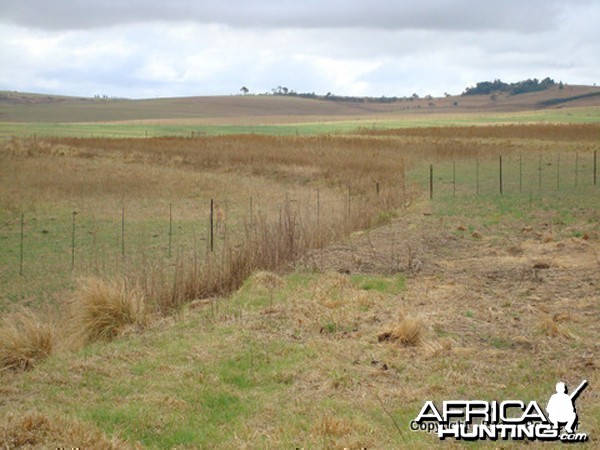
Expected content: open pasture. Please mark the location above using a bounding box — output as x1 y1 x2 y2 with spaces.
1 105 600 139
0 122 599 448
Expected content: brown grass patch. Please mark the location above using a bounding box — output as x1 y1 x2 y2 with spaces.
312 415 354 438
247 271 285 291
69 277 147 345
0 309 55 371
378 316 424 346
0 412 129 449
537 314 573 339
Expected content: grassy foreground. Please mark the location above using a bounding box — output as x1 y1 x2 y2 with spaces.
1 195 598 448
1 124 598 448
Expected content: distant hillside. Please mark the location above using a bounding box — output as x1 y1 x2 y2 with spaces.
1 85 599 123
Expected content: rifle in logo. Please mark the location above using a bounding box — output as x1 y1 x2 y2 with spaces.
546 380 588 434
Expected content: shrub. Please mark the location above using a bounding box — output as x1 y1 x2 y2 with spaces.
0 309 55 370
70 277 146 345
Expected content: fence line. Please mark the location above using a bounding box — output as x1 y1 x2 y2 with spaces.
4 151 597 279
419 150 597 200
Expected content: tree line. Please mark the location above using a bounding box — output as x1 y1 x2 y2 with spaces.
462 77 562 96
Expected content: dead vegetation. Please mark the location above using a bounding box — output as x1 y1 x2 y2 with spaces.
69 277 147 346
0 309 56 371
378 315 424 346
0 412 128 449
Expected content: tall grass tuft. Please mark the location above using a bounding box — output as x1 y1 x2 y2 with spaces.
69 277 147 345
0 309 56 371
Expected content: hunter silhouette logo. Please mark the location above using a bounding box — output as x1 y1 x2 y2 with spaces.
547 380 587 435
410 380 589 443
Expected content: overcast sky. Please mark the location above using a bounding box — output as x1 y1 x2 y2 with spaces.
1 0 598 98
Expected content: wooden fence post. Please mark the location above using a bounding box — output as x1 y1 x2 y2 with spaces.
210 199 214 252
575 152 579 187
453 161 456 197
499 155 503 195
429 164 433 200
20 213 24 276
71 211 76 271
556 153 560 190
594 150 597 186
519 154 522 193
121 206 125 264
476 157 480 195
538 154 542 192
168 203 173 257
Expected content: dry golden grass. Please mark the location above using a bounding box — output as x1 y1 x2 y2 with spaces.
312 414 354 438
379 316 424 346
357 123 600 141
69 277 147 345
248 271 285 290
0 309 55 371
0 412 129 449
537 314 573 338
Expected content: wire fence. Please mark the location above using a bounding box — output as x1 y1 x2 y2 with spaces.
410 150 597 200
0 183 397 305
1 149 597 307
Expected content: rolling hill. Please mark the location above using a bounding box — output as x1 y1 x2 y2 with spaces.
1 85 599 124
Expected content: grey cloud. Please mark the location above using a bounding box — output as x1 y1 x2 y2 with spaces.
0 0 584 32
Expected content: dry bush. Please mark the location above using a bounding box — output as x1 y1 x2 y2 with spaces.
379 316 424 346
0 309 56 371
145 197 381 314
69 277 147 345
0 412 129 449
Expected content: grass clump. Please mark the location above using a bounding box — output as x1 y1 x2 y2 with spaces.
378 316 424 346
0 412 126 449
70 277 147 345
0 309 55 371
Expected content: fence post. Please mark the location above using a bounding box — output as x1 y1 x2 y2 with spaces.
20 213 24 276
210 199 214 252
121 206 125 263
168 203 172 257
453 161 456 197
499 155 503 195
316 188 320 230
376 181 380 197
71 211 76 271
538 153 542 192
347 186 351 218
429 164 433 200
594 150 597 186
249 196 253 226
556 153 560 190
402 158 406 199
575 152 579 187
519 154 522 193
476 158 479 195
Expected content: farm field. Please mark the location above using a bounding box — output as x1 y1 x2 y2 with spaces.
1 86 600 139
1 105 600 139
0 119 599 448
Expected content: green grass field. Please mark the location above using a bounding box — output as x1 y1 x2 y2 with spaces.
1 106 600 139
